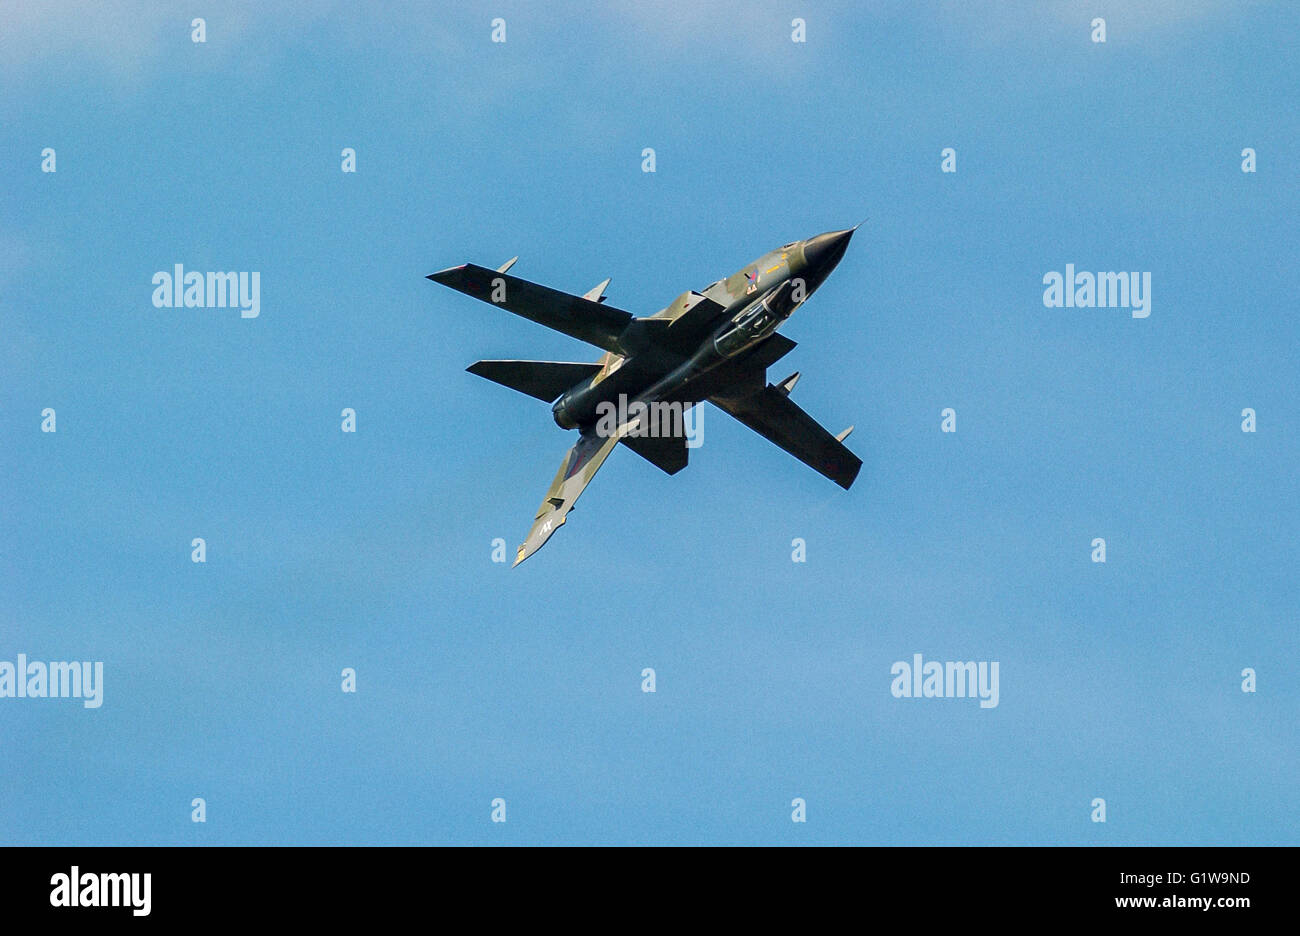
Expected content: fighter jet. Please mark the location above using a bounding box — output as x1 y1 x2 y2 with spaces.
428 228 862 566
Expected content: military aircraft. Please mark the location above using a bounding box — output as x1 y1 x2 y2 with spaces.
428 228 862 565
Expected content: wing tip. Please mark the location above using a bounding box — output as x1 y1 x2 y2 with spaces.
426 264 467 282
838 458 863 490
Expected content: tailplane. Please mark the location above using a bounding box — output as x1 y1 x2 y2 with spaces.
467 360 602 403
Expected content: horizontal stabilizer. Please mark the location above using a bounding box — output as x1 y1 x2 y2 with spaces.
467 360 602 403
621 432 689 475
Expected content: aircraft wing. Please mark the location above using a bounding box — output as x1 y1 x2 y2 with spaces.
428 263 632 353
709 383 862 489
514 429 621 566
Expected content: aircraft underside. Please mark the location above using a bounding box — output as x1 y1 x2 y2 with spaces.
428 228 862 565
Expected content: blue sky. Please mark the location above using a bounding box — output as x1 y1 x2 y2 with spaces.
2 1 1297 844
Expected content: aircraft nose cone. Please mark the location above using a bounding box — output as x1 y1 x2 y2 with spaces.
801 228 855 272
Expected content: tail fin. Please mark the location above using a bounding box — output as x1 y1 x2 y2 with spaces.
621 433 688 475
515 430 620 566
467 360 602 403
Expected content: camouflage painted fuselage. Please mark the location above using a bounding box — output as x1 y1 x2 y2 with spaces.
551 231 852 431
429 227 860 565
